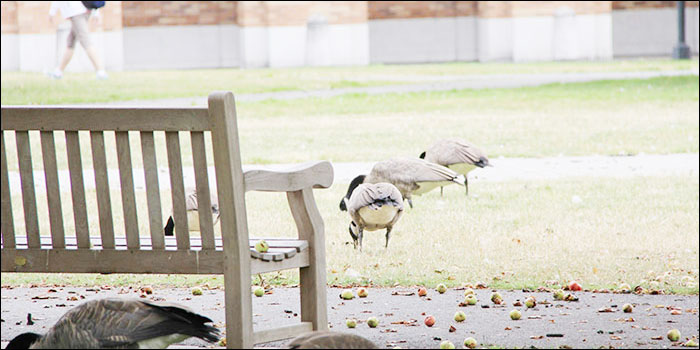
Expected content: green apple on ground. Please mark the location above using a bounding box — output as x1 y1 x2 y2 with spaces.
367 317 379 328
510 309 522 320
253 286 264 297
454 311 466 322
463 337 477 349
346 319 357 328
439 340 455 349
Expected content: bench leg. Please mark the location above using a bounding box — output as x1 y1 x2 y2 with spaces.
288 188 328 331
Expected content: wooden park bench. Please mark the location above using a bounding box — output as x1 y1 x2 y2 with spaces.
0 92 333 348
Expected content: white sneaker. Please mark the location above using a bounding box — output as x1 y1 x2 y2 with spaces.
49 69 63 80
96 70 108 80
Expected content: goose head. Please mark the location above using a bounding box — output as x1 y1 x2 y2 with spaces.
419 151 426 159
6 332 41 349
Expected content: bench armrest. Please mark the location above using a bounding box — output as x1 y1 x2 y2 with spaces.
243 160 334 192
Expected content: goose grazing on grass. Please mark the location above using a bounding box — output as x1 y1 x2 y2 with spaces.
288 331 379 349
339 181 404 251
420 138 491 195
164 188 219 236
342 157 465 209
5 298 220 349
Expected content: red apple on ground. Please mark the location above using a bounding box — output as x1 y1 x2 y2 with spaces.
568 281 582 291
424 315 436 327
418 287 428 297
357 287 369 298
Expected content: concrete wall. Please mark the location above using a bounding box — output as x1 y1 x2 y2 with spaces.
613 7 700 57
123 24 239 70
1 34 19 71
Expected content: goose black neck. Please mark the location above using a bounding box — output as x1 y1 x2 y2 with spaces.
6 333 42 349
419 152 426 159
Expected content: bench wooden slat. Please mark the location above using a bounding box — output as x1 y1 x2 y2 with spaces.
191 131 215 250
90 131 115 249
116 131 139 249
140 131 165 250
65 131 90 249
1 107 210 132
16 131 40 248
40 131 65 248
1 248 310 275
253 322 313 345
1 132 16 249
166 131 190 250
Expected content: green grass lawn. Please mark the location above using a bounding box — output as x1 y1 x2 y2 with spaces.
3 175 698 294
3 76 697 173
1 58 697 105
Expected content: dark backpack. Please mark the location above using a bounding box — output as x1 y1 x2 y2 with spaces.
82 1 105 10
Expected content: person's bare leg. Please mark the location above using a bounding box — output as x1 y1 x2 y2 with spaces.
84 45 104 71
58 47 74 72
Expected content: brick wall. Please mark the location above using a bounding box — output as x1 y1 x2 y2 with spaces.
368 1 476 19
613 1 699 9
238 1 367 27
121 1 236 27
1 1 18 34
511 1 612 16
16 1 53 34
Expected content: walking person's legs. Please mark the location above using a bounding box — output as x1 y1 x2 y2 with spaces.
51 12 107 79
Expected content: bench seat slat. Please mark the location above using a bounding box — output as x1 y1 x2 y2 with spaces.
166 131 190 250
65 131 90 248
1 248 310 275
90 131 115 249
16 131 41 248
41 131 65 248
140 131 165 250
116 131 139 249
191 131 216 250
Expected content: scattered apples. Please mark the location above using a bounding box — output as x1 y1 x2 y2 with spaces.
357 287 369 298
465 295 477 305
509 309 521 320
464 288 475 296
454 311 466 322
568 281 582 291
418 287 428 297
367 316 379 328
463 337 477 349
623 303 633 313
439 340 455 349
667 329 680 341
253 286 264 297
340 289 354 300
490 292 503 304
553 289 565 300
346 318 357 328
525 296 536 308
436 283 447 294
424 315 436 327
619 283 631 293
254 240 269 253
191 287 203 296
685 339 698 347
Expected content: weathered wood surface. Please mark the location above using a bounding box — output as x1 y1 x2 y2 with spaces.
244 161 333 192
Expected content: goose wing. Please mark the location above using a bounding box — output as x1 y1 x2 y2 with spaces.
427 138 487 166
347 183 404 214
40 299 218 348
371 157 460 184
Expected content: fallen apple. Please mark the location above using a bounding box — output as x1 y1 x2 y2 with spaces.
253 286 264 297
454 311 466 322
367 316 379 328
465 294 477 305
623 303 633 313
509 309 521 320
357 287 369 298
424 315 436 327
568 281 582 291
464 288 475 296
418 287 428 297
191 287 203 296
490 292 503 304
685 339 698 347
436 283 447 294
340 289 354 300
619 283 631 293
667 328 680 341
439 340 455 349
346 318 357 328
553 289 565 300
525 296 536 308
463 337 477 349
254 240 269 253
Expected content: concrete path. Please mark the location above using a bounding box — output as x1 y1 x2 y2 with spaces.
6 153 698 195
1 286 697 349
90 70 697 106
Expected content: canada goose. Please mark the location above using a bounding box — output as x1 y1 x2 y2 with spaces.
164 188 219 236
419 138 491 195
341 157 465 209
288 331 379 349
339 181 404 251
5 298 219 349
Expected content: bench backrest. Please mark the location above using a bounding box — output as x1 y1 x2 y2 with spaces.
1 92 251 275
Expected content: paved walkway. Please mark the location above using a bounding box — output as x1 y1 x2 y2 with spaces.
2 286 698 349
93 70 697 106
6 154 698 194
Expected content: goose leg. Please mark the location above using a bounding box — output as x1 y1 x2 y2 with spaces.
407 197 413 209
464 176 469 196
440 186 443 196
385 227 392 248
358 226 364 252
